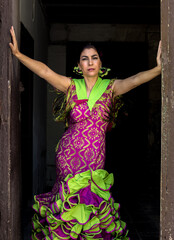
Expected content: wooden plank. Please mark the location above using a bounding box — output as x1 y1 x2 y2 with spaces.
161 0 174 239
0 0 21 239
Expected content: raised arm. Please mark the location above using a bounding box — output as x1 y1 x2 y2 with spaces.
112 41 162 96
9 26 70 93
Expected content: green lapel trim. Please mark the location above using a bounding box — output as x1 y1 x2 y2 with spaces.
73 77 110 111
73 78 88 99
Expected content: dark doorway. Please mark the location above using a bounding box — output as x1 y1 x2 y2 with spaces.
20 23 34 239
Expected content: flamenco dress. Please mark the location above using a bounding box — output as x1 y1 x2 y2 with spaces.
31 77 129 240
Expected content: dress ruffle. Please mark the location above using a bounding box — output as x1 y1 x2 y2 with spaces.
32 169 129 240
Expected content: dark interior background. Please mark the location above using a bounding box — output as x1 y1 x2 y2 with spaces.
41 0 160 25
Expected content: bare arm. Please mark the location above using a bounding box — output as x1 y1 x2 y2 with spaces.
9 26 70 92
112 41 162 96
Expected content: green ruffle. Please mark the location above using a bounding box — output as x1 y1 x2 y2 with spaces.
32 169 129 240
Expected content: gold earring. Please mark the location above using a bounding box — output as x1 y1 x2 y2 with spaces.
73 66 83 76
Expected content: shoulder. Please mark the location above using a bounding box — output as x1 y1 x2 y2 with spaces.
102 78 117 92
102 78 117 85
72 78 83 84
66 78 84 94
111 78 123 97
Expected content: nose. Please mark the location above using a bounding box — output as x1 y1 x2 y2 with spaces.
88 58 93 66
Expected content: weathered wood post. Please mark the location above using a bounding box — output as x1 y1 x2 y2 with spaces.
161 0 174 239
0 0 21 239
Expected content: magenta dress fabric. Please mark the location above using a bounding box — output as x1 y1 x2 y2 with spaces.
53 79 112 190
31 79 129 240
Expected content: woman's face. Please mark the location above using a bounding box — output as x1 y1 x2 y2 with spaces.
78 48 102 78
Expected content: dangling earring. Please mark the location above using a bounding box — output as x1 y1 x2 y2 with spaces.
99 67 111 77
73 66 83 76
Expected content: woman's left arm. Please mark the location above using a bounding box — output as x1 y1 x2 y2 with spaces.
112 41 162 96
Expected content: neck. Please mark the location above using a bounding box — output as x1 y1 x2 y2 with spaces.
84 75 99 90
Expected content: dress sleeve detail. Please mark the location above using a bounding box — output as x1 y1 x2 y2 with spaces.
104 79 124 130
52 79 75 127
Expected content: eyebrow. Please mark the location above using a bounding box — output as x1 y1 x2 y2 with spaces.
81 54 98 58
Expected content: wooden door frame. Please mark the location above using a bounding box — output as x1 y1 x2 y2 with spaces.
161 0 174 239
0 0 21 239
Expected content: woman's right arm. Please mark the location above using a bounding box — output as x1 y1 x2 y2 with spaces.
9 26 70 93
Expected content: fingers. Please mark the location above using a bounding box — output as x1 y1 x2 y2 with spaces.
9 42 13 49
9 26 19 55
157 41 162 59
156 40 162 67
10 26 16 45
9 27 15 51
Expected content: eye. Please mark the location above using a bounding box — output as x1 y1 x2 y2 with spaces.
81 56 88 61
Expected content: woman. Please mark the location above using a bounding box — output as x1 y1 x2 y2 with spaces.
9 26 161 240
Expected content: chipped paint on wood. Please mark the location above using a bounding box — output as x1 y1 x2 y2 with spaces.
161 0 174 239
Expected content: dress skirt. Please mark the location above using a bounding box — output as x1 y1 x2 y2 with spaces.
31 169 129 240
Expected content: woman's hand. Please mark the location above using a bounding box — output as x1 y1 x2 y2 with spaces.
9 26 20 57
156 40 162 70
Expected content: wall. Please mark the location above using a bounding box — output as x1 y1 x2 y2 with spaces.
47 23 161 188
20 0 48 194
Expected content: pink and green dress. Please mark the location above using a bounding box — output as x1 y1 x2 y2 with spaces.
32 77 129 240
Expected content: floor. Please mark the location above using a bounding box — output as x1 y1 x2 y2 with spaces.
122 194 160 240
21 200 33 240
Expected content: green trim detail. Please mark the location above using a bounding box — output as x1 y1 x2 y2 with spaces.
73 77 110 111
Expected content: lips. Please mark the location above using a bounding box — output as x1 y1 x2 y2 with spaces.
88 68 95 71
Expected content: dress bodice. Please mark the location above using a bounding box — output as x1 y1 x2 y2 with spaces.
68 78 114 129
55 78 115 181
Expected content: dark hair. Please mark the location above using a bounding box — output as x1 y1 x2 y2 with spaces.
77 43 103 63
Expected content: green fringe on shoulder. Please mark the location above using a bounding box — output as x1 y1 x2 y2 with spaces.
52 83 75 129
52 89 67 122
105 94 124 129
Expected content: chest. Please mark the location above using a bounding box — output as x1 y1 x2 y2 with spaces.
69 89 112 124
